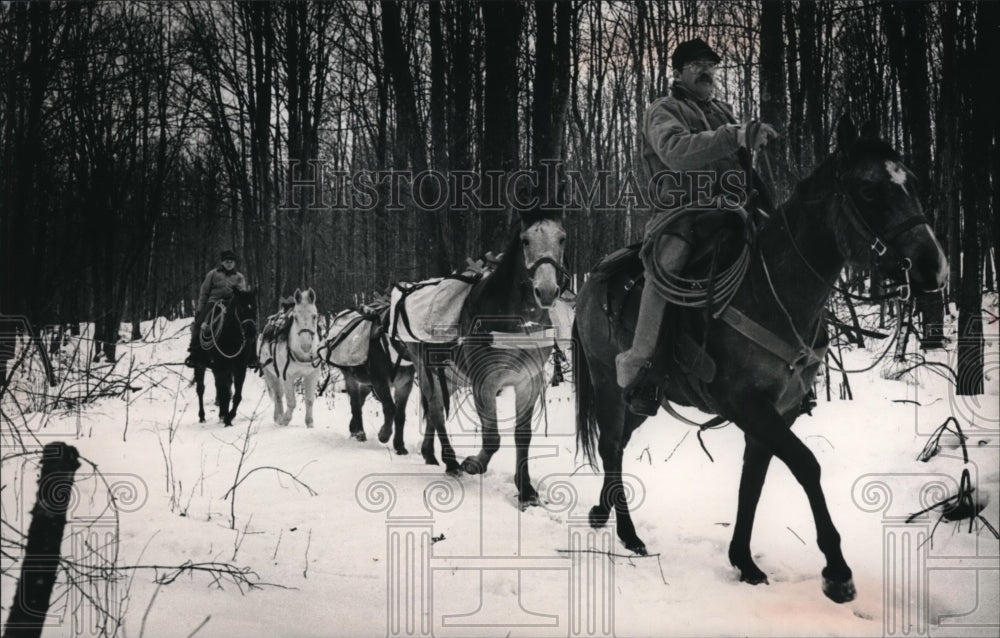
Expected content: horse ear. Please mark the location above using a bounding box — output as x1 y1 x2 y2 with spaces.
836 114 857 151
859 119 879 140
306 288 316 304
293 288 302 303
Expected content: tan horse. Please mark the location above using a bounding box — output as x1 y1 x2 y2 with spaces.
260 288 321 427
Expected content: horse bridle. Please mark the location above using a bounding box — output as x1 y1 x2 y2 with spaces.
832 172 931 302
524 256 573 294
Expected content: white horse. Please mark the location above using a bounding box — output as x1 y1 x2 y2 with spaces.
260 288 321 427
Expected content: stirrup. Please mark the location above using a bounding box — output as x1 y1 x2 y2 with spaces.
623 363 660 417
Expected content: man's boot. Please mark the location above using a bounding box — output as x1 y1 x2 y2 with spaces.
615 236 691 416
615 284 668 415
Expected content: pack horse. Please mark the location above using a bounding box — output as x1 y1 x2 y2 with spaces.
407 206 570 509
260 288 322 427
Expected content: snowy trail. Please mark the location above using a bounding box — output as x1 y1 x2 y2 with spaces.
2 303 997 637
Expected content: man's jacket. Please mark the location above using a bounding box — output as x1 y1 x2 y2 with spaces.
641 83 749 212
196 267 247 315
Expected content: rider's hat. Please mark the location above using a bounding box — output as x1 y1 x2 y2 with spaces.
671 38 721 70
220 249 238 262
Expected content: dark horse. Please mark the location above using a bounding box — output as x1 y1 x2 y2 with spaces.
326 305 415 454
410 207 569 507
574 116 948 602
194 289 258 427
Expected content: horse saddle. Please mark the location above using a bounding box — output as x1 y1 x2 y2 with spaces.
594 245 717 387
261 310 292 343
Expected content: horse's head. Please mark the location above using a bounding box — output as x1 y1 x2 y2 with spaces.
832 115 948 296
289 287 320 356
517 207 569 309
232 289 257 319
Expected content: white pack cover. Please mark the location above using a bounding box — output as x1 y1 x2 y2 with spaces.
389 277 476 343
324 309 373 366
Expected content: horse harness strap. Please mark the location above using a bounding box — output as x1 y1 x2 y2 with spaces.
719 306 824 371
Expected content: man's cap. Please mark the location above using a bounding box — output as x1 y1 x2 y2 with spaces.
221 249 238 262
672 38 721 70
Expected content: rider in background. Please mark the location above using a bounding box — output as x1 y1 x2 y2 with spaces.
185 249 254 368
616 38 778 416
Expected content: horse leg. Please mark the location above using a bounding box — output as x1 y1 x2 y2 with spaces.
388 366 414 455
461 384 500 475
372 376 396 446
216 369 233 426
282 380 297 426
303 372 316 429
228 366 246 424
434 410 460 476
416 362 441 464
194 367 206 423
598 409 647 554
266 375 284 425
345 376 368 440
513 385 541 509
422 367 459 474
727 433 773 586
734 397 855 603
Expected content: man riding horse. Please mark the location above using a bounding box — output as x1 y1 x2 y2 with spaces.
616 38 778 416
185 249 260 369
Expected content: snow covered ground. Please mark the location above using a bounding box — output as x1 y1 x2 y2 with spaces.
2 297 998 638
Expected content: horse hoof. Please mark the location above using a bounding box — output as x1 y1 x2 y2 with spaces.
624 540 648 556
589 505 610 529
444 461 462 476
199 417 206 424
822 577 856 603
461 457 486 475
736 567 769 586
377 426 392 444
423 454 439 466
519 494 541 510
351 431 367 442
306 421 314 429
394 446 409 456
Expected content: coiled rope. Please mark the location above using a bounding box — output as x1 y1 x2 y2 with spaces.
644 205 753 317
199 301 246 360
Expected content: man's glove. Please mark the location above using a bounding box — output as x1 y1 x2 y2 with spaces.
738 121 779 153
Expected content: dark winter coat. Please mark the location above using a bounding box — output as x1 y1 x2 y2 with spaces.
196 267 247 315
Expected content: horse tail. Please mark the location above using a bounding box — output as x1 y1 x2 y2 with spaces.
573 319 599 470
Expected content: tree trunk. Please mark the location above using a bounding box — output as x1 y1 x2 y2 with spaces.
956 0 992 396
3 442 81 638
480 0 523 249
760 0 789 197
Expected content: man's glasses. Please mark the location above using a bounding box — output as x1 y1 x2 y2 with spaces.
683 60 718 73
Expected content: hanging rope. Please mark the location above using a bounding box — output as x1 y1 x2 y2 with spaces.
198 301 245 360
